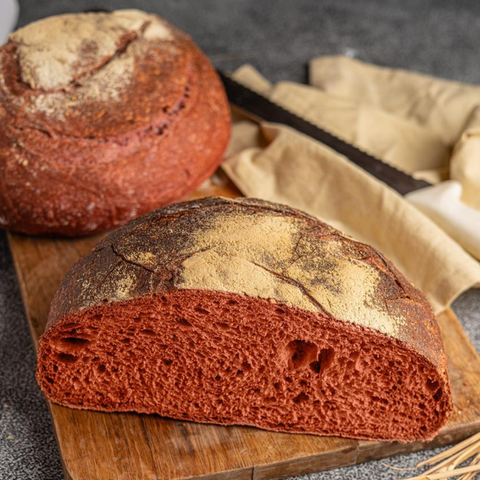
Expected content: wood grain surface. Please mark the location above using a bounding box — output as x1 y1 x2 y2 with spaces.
8 171 480 480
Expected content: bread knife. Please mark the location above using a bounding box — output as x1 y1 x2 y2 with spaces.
218 70 480 260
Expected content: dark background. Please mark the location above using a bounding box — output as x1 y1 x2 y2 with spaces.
1 1 480 479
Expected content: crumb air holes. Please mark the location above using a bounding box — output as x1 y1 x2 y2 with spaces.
59 337 90 351
310 347 335 375
215 322 229 330
293 392 310 403
176 318 192 327
56 352 77 363
241 361 252 372
195 307 209 315
141 329 155 336
287 340 318 369
426 379 439 391
287 340 335 375
433 388 443 401
426 378 443 401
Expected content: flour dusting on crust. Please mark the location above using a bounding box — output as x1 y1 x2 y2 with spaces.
10 10 173 91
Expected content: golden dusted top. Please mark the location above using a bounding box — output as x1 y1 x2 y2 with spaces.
9 10 173 91
176 212 404 337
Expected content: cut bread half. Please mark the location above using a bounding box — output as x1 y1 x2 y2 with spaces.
37 197 453 442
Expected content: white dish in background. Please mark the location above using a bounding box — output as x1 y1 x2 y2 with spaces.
0 0 19 44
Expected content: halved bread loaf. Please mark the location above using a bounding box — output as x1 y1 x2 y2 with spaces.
36 197 453 442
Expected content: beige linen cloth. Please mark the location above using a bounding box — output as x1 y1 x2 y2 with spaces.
221 59 480 314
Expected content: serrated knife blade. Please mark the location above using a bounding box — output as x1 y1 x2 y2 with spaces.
218 70 431 196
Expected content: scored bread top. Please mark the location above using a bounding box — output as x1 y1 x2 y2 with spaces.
0 10 194 138
47 197 446 375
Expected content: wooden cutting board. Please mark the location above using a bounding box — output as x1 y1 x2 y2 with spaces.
8 171 480 480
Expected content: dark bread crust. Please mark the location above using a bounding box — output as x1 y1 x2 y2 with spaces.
0 11 230 236
37 197 453 441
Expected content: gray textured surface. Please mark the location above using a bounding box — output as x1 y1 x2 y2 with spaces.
1 1 480 479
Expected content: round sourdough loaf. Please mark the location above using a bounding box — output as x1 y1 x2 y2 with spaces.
0 10 230 236
37 197 453 442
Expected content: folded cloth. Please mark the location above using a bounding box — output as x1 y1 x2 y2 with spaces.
222 64 480 314
450 106 480 210
310 56 480 208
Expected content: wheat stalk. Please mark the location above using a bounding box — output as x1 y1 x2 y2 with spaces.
392 432 480 480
